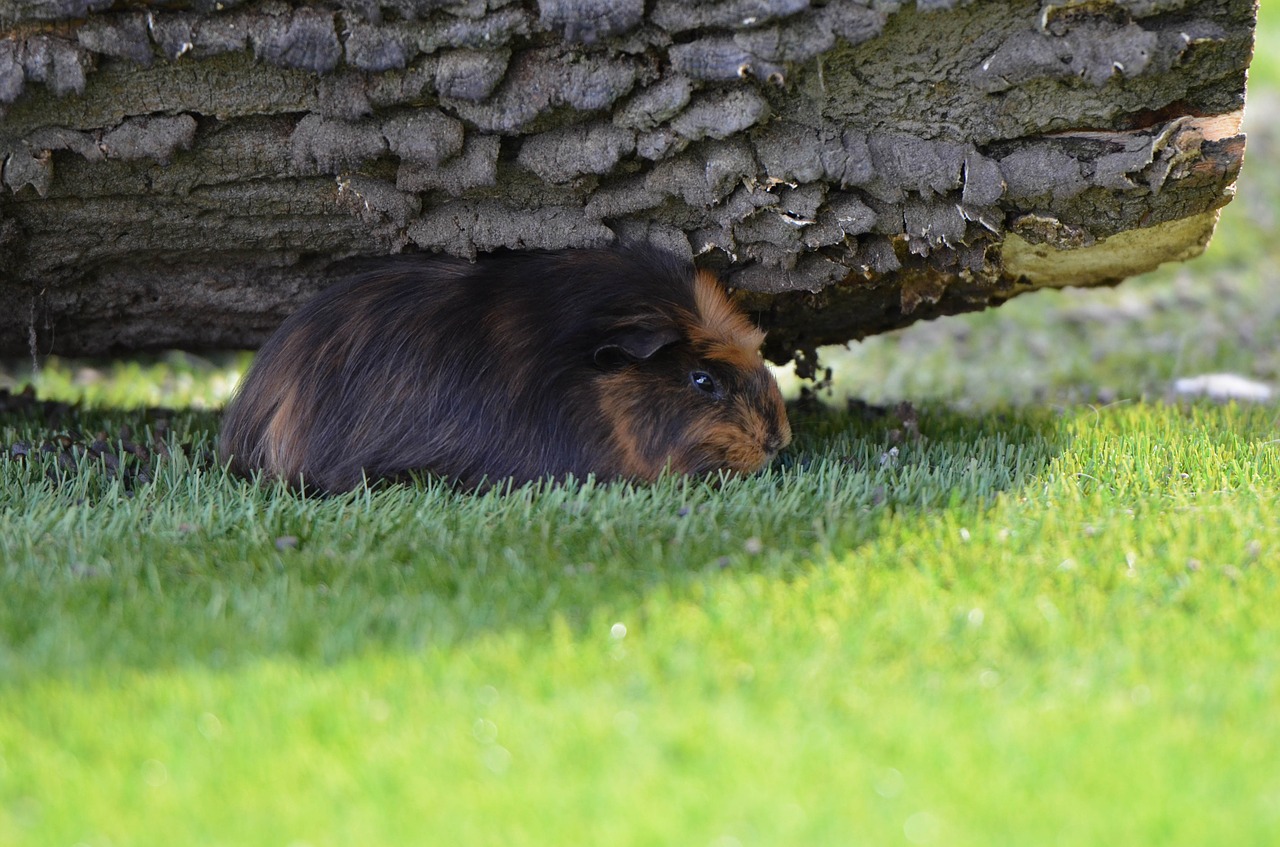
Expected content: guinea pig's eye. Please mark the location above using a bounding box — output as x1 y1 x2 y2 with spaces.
690 371 718 395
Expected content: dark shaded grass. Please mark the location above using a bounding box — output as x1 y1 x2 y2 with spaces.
1 400 1062 678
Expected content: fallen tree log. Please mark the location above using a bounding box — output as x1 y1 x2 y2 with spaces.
0 0 1254 364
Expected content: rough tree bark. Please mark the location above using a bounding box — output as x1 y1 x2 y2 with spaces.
0 0 1254 364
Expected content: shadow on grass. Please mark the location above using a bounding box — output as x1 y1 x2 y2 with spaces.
0 394 1067 679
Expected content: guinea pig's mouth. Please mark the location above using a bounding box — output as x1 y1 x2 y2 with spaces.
679 419 790 477
716 439 787 476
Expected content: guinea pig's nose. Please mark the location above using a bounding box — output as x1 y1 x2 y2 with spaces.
765 433 786 455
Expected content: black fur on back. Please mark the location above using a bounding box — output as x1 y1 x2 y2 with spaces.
219 245 721 491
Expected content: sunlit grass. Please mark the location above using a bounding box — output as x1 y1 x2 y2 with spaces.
1 351 250 411
2 402 1279 846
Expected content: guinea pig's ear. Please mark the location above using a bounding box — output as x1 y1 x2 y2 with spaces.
593 325 681 367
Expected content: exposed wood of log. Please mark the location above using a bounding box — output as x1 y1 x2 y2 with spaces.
0 0 1254 363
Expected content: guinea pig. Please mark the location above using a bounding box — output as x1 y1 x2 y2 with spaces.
219 245 791 492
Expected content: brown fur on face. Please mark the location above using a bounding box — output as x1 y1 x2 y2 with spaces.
690 270 767 366
594 272 791 482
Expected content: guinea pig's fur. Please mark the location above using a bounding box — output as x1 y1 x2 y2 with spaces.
219 245 791 492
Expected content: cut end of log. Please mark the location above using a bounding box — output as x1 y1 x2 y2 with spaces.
1001 210 1221 292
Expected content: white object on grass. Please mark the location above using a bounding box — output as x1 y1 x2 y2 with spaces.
1172 373 1274 402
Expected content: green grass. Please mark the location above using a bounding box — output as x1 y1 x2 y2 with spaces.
0 351 250 411
3 402 1280 846
4 5 1280 846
